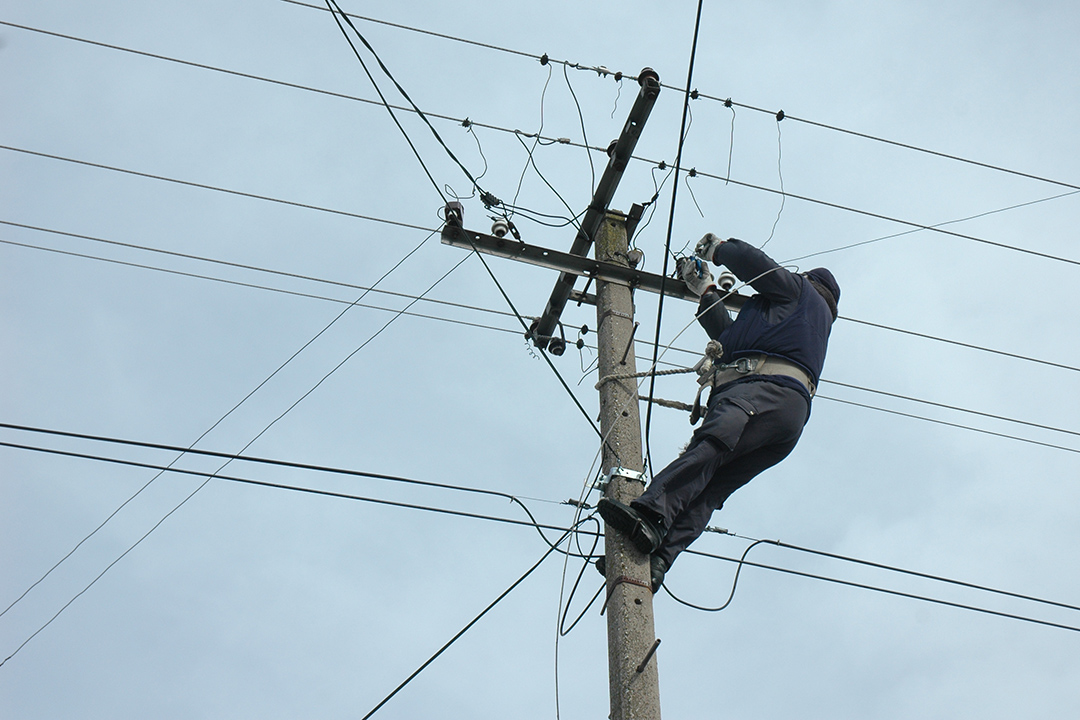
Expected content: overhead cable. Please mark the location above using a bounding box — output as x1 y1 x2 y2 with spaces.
3 433 1079 639
270 6 1080 193
7 226 1080 446
6 23 1078 267
644 0 704 475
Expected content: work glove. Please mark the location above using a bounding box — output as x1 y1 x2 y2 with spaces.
677 256 715 297
694 233 725 264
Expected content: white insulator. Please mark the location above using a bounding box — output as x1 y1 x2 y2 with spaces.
716 271 736 291
491 218 510 238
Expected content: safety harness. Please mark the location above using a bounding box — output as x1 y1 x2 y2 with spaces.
690 340 817 423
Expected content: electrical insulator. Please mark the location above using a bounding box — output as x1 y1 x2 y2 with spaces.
491 218 509 238
716 271 736 292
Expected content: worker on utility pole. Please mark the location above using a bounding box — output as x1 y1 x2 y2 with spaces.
598 234 840 591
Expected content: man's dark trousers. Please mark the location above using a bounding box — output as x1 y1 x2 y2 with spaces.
633 379 809 568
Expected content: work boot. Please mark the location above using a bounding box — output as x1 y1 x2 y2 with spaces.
597 498 664 554
595 554 668 593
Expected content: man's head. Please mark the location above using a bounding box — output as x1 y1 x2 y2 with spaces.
803 268 840 320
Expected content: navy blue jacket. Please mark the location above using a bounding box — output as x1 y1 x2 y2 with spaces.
697 238 835 404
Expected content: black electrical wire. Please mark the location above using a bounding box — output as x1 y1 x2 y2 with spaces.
826 379 1080 439
673 161 1080 268
7 25 1075 271
323 0 448 203
663 539 770 612
0 437 591 671
816 395 1080 455
839 315 1080 374
10 21 1080 272
0 20 608 158
269 6 1080 193
4 431 1079 635
682 546 1080 634
689 92 1080 193
7 226 1080 450
0 144 435 231
358 527 574 720
644 0 705 476
0 237 464 655
279 0 537 61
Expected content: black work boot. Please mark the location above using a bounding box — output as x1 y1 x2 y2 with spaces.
597 498 664 554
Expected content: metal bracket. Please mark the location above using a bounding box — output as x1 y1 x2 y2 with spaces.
595 466 646 493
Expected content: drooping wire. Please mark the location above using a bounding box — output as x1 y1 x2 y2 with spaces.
724 99 736 184
510 63 554 219
760 111 786 249
562 61 596 195
663 539 771 611
631 161 676 244
610 75 624 119
684 168 705 218
643 0 706 477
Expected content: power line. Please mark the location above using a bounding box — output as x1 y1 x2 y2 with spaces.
9 217 1079 378
691 93 1080 193
0 20 603 156
5 24 1078 268
644 0 704 475
825 379 1080 439
0 144 437 231
271 4 1080 193
683 546 1080 634
7 225 1080 450
839 315 1080 374
818 395 1080 455
358 530 573 720
658 160 1080 268
4 432 1079 639
0 231 463 654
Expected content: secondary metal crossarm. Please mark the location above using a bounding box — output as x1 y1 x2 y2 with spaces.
528 68 662 350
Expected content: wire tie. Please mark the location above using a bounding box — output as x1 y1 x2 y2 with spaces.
636 639 662 673
601 575 653 615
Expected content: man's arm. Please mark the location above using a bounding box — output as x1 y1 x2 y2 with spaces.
703 237 801 304
696 289 732 338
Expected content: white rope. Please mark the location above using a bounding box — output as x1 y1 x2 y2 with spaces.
638 394 693 412
594 366 694 390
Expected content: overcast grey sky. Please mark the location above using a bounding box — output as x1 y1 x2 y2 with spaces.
3 1 1080 718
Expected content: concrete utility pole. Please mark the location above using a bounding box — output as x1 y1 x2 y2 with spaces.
594 211 662 719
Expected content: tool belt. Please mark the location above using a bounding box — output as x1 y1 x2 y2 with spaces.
690 342 816 424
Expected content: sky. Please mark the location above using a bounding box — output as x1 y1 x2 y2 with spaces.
2 1 1080 718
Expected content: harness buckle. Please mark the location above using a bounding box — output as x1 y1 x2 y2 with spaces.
733 356 759 374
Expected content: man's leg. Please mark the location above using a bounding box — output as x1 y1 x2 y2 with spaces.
653 438 799 569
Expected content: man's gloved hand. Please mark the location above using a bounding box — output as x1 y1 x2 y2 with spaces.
694 233 725 264
677 256 715 297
